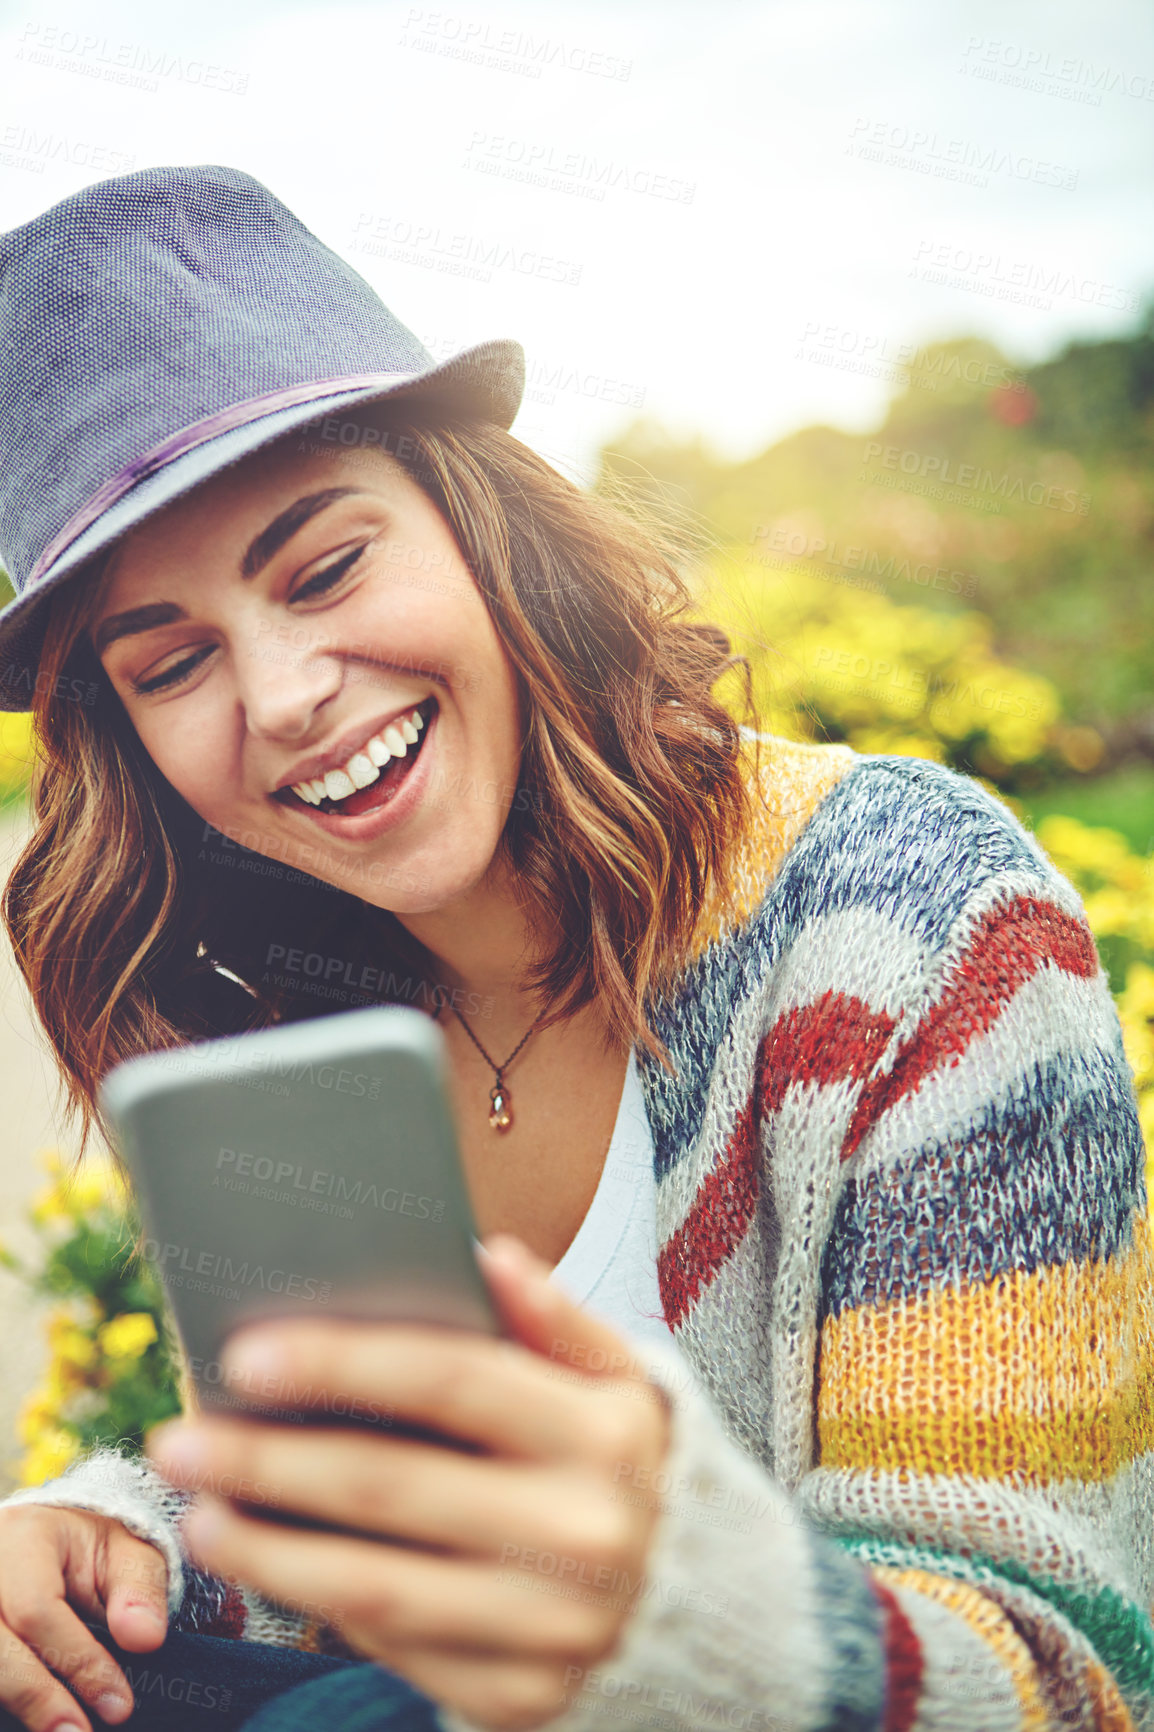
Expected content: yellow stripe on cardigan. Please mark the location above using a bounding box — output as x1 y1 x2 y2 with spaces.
689 734 858 959
818 1211 1154 1483
870 1565 1077 1731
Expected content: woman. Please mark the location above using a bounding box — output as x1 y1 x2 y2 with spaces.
0 162 1150 1732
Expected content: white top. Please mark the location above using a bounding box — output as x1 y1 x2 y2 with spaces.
545 1049 700 1388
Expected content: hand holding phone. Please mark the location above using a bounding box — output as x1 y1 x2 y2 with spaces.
146 1235 675 1729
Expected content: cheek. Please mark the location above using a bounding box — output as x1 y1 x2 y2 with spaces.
362 570 516 735
140 718 231 818
342 579 456 682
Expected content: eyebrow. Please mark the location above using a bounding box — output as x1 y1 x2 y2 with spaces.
91 487 370 656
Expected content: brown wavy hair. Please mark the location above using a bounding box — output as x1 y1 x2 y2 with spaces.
3 413 765 1157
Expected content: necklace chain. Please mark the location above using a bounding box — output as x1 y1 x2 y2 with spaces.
432 993 543 1134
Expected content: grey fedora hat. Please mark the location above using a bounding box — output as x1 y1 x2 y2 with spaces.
0 162 524 711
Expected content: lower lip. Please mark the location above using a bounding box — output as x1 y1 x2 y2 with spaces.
283 708 438 844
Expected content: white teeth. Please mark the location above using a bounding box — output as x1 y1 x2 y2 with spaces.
346 752 378 789
288 705 428 805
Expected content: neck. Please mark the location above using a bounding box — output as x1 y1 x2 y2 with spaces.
384 854 625 1072
391 852 548 1030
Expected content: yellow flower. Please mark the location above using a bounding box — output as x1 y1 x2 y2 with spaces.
29 1182 73 1227
19 1427 79 1487
1121 961 1154 1017
48 1360 86 1399
1037 816 1131 881
65 1161 128 1216
701 555 1061 771
17 1391 60 1448
1120 961 1154 1128
47 1313 98 1371
0 709 34 789
97 1312 158 1363
842 727 946 762
1037 819 1154 961
1083 887 1140 940
28 1150 128 1224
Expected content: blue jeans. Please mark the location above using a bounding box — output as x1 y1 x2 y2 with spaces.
0 1625 444 1732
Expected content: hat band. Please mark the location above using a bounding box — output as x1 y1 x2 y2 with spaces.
28 371 417 589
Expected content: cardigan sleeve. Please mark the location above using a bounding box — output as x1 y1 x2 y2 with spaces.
438 764 1154 1732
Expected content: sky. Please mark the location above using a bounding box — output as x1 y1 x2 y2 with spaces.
1 0 1151 483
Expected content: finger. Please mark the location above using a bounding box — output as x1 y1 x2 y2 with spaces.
480 1232 657 1384
204 1318 664 1468
0 1624 92 1732
100 1526 168 1653
149 1420 616 1558
0 1600 134 1732
182 1495 623 1661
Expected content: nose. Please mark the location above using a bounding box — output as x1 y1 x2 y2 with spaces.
236 623 343 742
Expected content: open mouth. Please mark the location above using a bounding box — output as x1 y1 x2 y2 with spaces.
279 697 438 819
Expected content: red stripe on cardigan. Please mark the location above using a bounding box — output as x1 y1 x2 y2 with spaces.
656 994 894 1327
869 1576 924 1732
840 894 1099 1164
198 1580 248 1640
657 1097 759 1330
757 990 896 1119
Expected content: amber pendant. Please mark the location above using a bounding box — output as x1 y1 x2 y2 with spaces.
488 1083 512 1132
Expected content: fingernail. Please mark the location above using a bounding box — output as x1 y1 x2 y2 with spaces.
48 1721 88 1732
95 1692 133 1723
122 1600 166 1630
149 1421 206 1477
487 1233 547 1279
183 1500 224 1556
222 1327 286 1386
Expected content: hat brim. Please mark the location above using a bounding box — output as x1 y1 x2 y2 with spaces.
0 336 524 713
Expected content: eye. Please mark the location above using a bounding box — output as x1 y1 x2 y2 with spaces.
131 645 214 697
291 543 369 603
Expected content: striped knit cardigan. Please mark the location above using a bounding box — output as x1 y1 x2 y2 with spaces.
6 735 1154 1731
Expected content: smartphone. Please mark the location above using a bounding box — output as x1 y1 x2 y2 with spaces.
97 1005 503 1431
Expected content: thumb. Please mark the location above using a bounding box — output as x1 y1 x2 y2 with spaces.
479 1232 653 1390
101 1523 169 1652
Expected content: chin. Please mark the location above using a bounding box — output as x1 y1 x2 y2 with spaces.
380 835 505 916
381 875 487 919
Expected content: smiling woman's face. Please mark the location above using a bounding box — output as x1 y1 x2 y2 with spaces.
90 434 525 915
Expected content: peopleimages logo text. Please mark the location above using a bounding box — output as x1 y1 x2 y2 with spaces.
213 1147 445 1220
862 442 1090 513
141 1240 332 1303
